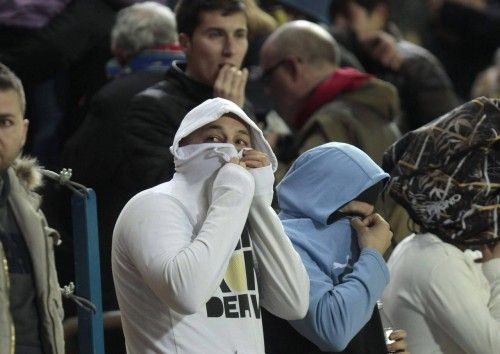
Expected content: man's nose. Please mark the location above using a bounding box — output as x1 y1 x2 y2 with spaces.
223 36 235 56
232 143 242 152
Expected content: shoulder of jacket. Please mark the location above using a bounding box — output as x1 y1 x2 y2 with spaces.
11 157 43 192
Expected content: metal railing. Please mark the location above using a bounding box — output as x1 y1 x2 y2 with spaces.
43 169 105 354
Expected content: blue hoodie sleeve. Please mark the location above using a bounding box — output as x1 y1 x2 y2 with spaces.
289 240 390 352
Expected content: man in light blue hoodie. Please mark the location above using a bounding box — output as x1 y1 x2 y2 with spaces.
263 142 408 354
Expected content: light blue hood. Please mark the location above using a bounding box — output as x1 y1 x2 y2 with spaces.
277 142 389 225
275 143 391 352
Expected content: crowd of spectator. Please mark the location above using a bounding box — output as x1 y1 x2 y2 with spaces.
0 0 498 353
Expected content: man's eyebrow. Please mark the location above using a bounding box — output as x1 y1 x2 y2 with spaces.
203 124 250 136
203 26 247 33
237 129 250 136
0 113 14 119
204 123 224 131
203 27 225 32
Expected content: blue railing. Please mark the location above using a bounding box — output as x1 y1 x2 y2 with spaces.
71 189 105 354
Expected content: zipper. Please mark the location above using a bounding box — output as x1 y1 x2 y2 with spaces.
44 226 60 354
3 256 15 354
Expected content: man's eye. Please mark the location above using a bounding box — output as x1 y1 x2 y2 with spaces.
207 30 223 38
0 118 13 128
234 30 248 39
236 139 249 146
205 136 222 143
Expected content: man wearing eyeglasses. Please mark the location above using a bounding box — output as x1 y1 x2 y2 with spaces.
259 20 409 243
260 19 400 169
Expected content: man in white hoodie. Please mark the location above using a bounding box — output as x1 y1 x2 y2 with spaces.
112 97 309 353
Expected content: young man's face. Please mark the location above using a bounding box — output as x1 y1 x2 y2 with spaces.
0 89 28 173
333 2 384 37
183 114 252 151
181 10 248 85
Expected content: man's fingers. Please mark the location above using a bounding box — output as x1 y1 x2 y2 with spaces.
228 66 241 88
213 64 246 107
352 213 388 229
350 217 365 233
387 329 408 353
244 160 264 168
236 67 249 93
361 212 385 226
480 244 494 262
389 329 407 340
214 65 230 90
228 157 240 164
241 149 270 167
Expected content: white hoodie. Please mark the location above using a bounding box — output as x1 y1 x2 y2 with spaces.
112 98 309 354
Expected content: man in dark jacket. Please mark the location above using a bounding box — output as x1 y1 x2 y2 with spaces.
329 0 460 131
118 0 253 197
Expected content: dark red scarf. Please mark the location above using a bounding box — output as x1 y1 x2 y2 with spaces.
293 67 373 129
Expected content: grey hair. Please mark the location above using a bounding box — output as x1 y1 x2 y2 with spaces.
111 2 178 60
0 62 26 115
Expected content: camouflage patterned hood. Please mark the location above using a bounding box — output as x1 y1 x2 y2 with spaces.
383 97 500 246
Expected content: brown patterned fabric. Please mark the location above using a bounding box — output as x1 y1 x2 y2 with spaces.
383 97 500 246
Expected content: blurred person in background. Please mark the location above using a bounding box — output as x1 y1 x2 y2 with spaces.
259 20 410 243
62 0 183 317
329 0 460 131
0 0 163 168
470 47 500 99
427 0 500 99
60 3 181 352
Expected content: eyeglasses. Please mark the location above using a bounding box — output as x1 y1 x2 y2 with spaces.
260 59 288 84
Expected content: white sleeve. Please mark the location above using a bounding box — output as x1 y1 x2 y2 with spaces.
483 259 500 319
120 163 255 314
423 254 500 352
247 165 309 320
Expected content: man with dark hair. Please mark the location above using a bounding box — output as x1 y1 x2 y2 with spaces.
0 62 64 353
329 0 460 131
119 0 252 197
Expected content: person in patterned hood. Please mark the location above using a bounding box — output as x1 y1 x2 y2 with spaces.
381 97 500 354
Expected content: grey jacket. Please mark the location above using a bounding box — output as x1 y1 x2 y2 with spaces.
0 158 64 354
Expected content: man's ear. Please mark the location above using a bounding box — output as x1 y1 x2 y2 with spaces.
374 2 389 23
288 57 304 82
178 33 191 52
20 119 29 147
112 45 129 66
